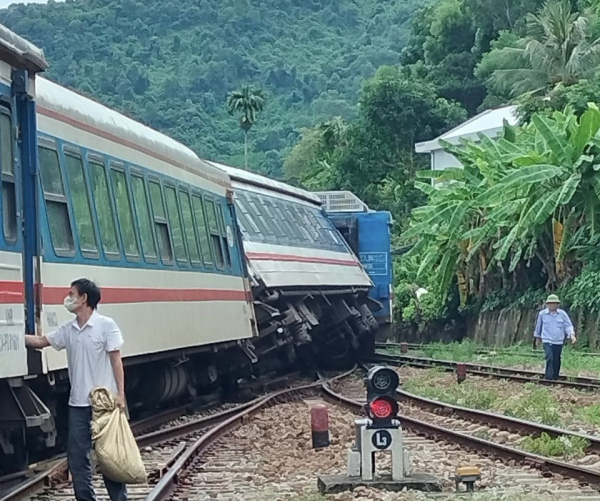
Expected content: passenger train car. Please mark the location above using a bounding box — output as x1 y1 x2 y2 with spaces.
0 30 258 471
210 163 379 366
0 25 380 473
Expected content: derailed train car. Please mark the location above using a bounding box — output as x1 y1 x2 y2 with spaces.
210 163 380 367
0 24 381 473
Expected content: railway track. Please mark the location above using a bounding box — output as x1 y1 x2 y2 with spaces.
377 342 600 358
366 351 600 390
7 367 600 500
324 377 600 497
0 372 307 501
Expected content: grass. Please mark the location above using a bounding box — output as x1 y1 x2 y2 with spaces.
386 339 599 375
576 403 600 425
403 369 501 411
521 432 589 459
502 383 562 425
402 369 600 429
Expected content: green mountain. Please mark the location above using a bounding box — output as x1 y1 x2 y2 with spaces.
0 0 424 177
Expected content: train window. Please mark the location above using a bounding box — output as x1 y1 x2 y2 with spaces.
89 161 120 257
271 201 299 243
0 111 16 242
282 204 310 243
64 152 97 254
179 190 202 265
215 203 232 268
291 205 315 244
233 197 261 237
300 207 322 243
262 199 286 238
247 196 274 237
39 146 74 253
237 194 269 237
164 185 187 264
130 175 157 260
191 194 213 266
148 180 173 263
204 198 224 268
111 168 140 259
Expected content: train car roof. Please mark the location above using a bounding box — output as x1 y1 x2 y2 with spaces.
36 77 231 188
208 161 322 205
0 24 47 72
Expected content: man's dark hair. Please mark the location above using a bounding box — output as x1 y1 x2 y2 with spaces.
71 279 101 310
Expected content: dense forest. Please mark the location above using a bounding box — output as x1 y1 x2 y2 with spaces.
0 0 423 177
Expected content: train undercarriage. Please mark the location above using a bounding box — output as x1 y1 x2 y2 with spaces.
0 285 380 475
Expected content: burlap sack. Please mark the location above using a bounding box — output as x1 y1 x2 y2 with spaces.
90 387 147 484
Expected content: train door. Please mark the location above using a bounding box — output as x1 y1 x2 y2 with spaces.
0 98 26 378
0 29 48 473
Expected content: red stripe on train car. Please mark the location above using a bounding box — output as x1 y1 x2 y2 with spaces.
246 252 360 267
0 281 249 304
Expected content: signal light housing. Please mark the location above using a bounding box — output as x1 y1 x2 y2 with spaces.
365 366 399 426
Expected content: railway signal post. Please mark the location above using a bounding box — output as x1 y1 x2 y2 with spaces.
318 365 442 494
353 366 406 480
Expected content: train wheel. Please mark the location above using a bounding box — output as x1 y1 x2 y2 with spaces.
318 337 355 369
1 432 29 474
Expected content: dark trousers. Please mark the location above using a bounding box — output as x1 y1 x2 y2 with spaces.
67 406 128 501
543 343 563 380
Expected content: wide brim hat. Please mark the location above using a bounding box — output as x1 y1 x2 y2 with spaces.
545 294 560 303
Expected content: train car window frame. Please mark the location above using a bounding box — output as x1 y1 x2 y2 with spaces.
233 196 261 238
109 163 141 261
260 198 287 240
163 183 188 266
129 171 158 263
247 195 275 237
191 193 213 267
288 204 315 244
38 141 74 256
236 193 268 239
281 202 309 243
63 146 99 258
0 106 16 244
148 178 174 265
271 201 300 244
215 203 232 269
178 188 202 267
88 156 121 260
203 196 224 269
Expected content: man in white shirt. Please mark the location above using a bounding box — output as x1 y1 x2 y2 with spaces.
25 279 127 501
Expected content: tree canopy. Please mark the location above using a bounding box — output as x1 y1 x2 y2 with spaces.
0 0 426 177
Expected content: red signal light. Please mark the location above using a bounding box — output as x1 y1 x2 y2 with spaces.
369 397 397 419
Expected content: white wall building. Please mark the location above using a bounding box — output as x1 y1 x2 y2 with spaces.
414 105 518 171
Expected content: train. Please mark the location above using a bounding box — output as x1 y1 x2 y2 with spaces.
0 25 392 473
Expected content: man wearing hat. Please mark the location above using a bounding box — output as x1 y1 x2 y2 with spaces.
534 294 576 380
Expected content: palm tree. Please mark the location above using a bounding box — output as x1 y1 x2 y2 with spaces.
227 86 266 169
480 0 600 98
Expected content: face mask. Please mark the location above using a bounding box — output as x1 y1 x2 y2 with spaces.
64 296 78 313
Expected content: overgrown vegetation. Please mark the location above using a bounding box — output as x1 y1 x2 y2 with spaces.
402 361 600 428
521 433 589 459
396 340 600 374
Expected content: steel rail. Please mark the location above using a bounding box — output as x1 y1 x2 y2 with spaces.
366 352 600 390
376 342 599 358
0 399 252 501
320 382 600 488
143 382 323 501
395 389 600 453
